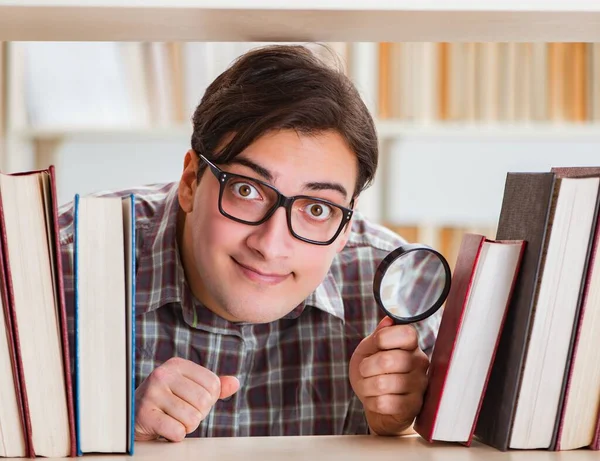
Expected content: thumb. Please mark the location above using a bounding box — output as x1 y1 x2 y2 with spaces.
218 376 240 400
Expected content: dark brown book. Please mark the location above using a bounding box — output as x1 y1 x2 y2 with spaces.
474 172 557 451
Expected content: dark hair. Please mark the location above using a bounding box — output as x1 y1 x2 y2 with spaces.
191 44 378 198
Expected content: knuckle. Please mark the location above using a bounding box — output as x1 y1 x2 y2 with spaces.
374 375 388 394
166 356 186 369
406 329 419 348
155 413 186 443
182 409 203 434
143 381 164 404
372 329 387 349
150 365 172 384
196 388 214 412
373 395 391 415
378 353 395 372
205 374 221 398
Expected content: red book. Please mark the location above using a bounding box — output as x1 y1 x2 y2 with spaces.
0 206 29 456
414 233 524 445
0 166 76 457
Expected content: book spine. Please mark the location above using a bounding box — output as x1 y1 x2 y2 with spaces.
0 175 35 458
48 166 78 457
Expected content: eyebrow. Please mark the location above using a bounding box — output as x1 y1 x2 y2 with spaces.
231 157 348 200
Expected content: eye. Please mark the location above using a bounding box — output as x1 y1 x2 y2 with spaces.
232 182 261 200
304 202 332 221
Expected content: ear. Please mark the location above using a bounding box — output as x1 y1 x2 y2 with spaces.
178 150 199 213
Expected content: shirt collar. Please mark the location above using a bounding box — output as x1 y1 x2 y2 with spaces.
302 269 345 321
137 182 346 322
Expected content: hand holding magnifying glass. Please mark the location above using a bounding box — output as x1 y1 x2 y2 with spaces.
349 244 452 436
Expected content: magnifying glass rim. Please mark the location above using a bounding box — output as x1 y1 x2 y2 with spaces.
373 243 452 325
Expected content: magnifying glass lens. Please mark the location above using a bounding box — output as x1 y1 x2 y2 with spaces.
374 246 451 325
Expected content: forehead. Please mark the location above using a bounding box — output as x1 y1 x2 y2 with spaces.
235 130 358 189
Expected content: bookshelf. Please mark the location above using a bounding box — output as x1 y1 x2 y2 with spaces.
2 4 600 260
2 1 600 41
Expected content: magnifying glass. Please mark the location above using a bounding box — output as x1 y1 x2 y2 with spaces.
373 244 452 325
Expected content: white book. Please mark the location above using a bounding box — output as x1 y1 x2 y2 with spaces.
510 177 600 449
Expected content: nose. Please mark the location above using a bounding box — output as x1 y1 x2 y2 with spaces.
245 207 293 260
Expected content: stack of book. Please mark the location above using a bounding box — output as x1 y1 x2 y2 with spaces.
0 167 135 457
415 166 600 451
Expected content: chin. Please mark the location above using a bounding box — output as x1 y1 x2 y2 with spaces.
224 300 297 324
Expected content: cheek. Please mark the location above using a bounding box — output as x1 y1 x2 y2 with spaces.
191 193 248 254
296 245 338 278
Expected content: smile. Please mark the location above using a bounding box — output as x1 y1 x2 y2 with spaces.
232 258 291 285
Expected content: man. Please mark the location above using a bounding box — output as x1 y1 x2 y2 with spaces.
59 45 439 442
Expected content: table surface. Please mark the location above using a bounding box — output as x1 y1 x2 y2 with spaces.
26 434 598 460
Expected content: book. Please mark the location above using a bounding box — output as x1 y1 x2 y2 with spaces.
509 176 600 449
550 167 600 451
474 172 557 451
0 216 27 457
74 194 136 455
0 167 76 457
414 233 524 444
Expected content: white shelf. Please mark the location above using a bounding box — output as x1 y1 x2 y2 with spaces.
11 125 192 141
11 121 600 143
2 1 600 41
376 121 600 140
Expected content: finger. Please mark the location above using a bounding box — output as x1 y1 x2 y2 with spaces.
355 323 420 360
359 350 413 377
358 349 423 377
136 406 187 443
170 376 218 414
373 324 420 352
354 317 395 358
358 370 428 397
362 392 423 416
168 357 222 399
219 376 240 399
158 391 205 435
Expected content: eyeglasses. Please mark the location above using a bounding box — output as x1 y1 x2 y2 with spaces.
199 154 354 246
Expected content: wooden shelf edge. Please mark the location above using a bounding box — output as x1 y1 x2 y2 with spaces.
2 3 600 41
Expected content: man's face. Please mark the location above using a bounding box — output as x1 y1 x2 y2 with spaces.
179 129 358 323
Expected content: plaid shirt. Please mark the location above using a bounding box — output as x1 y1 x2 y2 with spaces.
58 182 440 437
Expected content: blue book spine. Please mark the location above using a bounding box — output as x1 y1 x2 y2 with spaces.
128 194 136 456
73 194 82 457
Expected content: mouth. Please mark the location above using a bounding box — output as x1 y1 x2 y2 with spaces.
232 258 291 285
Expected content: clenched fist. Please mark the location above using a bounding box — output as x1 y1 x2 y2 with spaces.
350 316 429 436
134 357 240 442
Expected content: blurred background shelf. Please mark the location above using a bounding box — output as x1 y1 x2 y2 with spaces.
13 121 600 143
